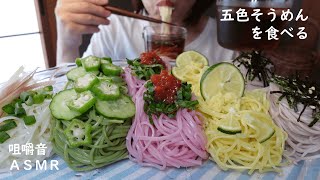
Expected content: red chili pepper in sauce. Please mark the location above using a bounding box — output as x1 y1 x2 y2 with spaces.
140 51 166 68
151 70 181 104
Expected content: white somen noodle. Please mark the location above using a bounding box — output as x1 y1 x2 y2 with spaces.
269 83 320 162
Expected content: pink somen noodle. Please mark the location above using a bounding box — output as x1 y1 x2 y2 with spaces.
124 68 208 170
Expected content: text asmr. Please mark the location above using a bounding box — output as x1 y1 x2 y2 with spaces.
9 143 59 171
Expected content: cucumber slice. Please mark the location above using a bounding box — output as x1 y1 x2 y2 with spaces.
49 89 81 120
66 67 99 81
95 96 135 119
67 67 87 81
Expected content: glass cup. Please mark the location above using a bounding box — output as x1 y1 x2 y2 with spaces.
216 0 293 51
142 24 187 60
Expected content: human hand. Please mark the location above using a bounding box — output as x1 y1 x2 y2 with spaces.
55 0 111 35
55 0 111 64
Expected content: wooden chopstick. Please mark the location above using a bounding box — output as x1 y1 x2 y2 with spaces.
104 6 177 26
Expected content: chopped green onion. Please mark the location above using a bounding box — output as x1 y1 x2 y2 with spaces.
127 58 164 80
0 131 10 143
25 96 34 106
20 92 31 102
0 120 17 132
44 85 53 92
15 107 26 117
33 94 45 104
2 104 15 114
14 100 23 108
44 94 52 99
23 115 36 126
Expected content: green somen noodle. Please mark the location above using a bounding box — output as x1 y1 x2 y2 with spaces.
51 109 131 171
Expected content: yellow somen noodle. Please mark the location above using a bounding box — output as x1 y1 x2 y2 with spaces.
191 80 287 174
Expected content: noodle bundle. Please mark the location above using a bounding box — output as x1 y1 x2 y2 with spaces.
269 83 320 162
124 68 208 169
51 59 135 171
0 100 53 172
198 91 287 174
51 111 130 171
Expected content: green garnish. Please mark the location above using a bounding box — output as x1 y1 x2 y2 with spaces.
82 56 101 72
0 85 54 142
0 131 10 144
0 120 17 132
23 115 36 126
233 51 274 87
2 104 15 115
127 58 164 80
14 107 26 118
64 119 92 148
19 85 53 106
143 81 198 121
271 75 320 127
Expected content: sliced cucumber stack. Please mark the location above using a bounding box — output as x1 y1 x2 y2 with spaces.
50 56 136 121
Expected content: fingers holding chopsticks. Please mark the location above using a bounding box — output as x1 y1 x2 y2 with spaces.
55 0 111 35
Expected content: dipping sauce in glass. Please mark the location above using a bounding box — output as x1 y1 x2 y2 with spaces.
143 25 187 60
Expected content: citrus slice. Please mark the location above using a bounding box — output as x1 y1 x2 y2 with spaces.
171 66 190 82
200 62 245 100
176 51 208 68
259 127 275 143
217 116 242 135
172 66 203 81
243 113 275 143
173 51 208 81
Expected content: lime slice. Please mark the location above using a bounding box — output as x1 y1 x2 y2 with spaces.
176 51 208 68
172 66 189 82
172 66 203 82
200 62 245 100
243 113 275 143
173 51 208 82
217 117 242 135
259 128 275 143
